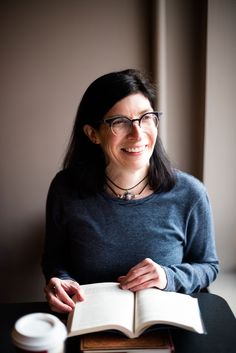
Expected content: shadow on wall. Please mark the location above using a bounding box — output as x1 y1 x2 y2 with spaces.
0 217 46 302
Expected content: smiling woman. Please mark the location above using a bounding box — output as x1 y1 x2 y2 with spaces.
41 69 219 313
83 93 159 191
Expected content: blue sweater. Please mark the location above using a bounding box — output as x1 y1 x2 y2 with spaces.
42 169 219 294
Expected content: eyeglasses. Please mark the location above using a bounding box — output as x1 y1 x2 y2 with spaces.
102 111 162 136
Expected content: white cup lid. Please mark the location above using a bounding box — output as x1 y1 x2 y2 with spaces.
12 312 67 351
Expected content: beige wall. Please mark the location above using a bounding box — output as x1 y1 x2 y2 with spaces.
204 0 236 272
1 0 235 302
157 0 236 273
0 0 150 302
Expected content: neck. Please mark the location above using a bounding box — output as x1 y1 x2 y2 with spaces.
105 167 151 200
105 167 149 191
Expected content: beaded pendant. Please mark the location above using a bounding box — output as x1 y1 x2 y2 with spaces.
122 190 135 200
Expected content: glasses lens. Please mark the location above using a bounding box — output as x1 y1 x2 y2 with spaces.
107 112 160 136
111 117 130 135
140 113 159 129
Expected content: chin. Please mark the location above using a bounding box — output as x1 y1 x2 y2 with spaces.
127 160 150 171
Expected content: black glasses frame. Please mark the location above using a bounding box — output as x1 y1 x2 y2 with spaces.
102 111 162 132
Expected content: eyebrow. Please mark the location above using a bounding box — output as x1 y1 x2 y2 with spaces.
105 109 153 120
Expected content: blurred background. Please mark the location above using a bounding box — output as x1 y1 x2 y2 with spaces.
0 0 235 314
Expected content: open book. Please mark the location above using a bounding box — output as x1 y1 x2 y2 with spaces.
67 282 205 339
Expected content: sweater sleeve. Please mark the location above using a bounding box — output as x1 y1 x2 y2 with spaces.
162 190 219 293
41 174 74 283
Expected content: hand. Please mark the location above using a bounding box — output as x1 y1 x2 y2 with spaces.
118 258 167 292
44 277 85 313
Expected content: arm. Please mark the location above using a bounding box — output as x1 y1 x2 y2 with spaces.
41 174 84 312
119 190 219 294
41 175 72 282
163 192 219 293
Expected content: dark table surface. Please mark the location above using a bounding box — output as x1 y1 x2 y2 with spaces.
1 293 236 353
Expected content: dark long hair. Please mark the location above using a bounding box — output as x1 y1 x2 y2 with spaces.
63 69 175 196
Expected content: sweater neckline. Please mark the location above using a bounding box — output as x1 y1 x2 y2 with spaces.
100 190 157 204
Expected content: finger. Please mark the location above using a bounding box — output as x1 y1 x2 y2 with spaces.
120 259 162 289
55 285 77 308
128 278 160 292
45 289 74 313
117 276 126 285
64 281 85 302
122 271 157 290
45 281 76 311
120 264 152 287
49 296 75 313
44 283 57 300
130 265 167 291
45 278 61 296
57 280 85 307
74 289 85 302
126 258 153 273
125 258 155 279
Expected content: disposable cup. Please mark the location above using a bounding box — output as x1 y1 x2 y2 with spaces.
11 312 67 353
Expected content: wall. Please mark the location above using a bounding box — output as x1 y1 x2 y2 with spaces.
0 0 150 302
204 0 236 272
156 0 236 273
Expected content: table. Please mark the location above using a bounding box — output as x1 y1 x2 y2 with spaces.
1 293 236 353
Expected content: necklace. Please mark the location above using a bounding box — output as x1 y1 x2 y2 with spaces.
106 174 147 191
105 175 148 200
105 181 148 200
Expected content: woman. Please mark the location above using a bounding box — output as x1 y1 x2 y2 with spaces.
42 69 219 313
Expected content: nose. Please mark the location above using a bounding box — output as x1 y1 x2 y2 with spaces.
128 121 142 139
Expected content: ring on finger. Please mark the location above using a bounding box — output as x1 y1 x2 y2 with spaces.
52 284 58 297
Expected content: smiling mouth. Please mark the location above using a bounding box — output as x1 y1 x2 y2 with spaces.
122 145 147 153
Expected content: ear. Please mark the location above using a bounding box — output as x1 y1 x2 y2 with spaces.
83 124 101 144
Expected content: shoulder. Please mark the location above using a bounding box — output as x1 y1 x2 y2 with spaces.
173 170 208 201
49 169 70 188
47 168 77 198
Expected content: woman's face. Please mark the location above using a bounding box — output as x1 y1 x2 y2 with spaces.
85 93 158 173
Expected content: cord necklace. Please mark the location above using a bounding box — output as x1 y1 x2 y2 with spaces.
105 175 148 200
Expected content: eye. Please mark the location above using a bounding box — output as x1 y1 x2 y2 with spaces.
112 117 129 127
142 113 155 121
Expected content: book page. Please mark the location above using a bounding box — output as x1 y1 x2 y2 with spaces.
67 282 135 337
135 288 205 336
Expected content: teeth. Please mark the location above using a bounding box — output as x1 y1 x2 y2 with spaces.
124 146 145 153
